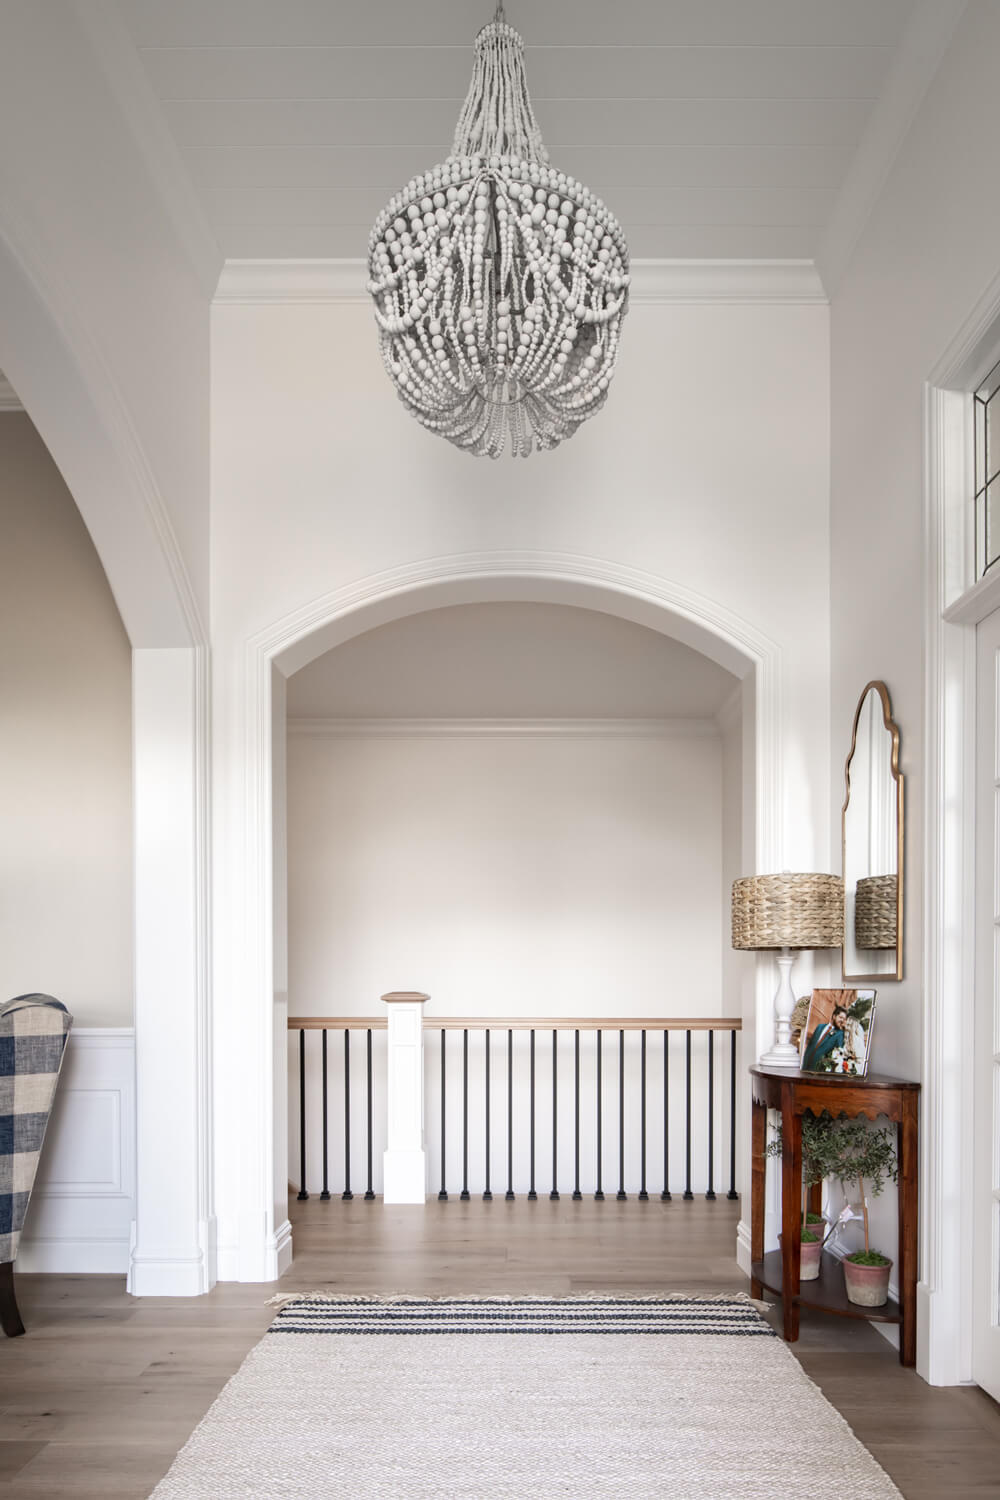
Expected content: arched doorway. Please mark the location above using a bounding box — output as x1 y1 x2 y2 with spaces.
0 230 214 1295
212 555 782 1283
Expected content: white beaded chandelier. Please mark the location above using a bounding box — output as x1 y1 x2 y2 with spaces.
367 4 630 459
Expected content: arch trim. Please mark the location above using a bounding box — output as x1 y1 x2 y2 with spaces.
217 551 783 1281
0 202 204 647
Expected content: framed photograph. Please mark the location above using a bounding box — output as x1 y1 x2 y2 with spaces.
799 988 876 1077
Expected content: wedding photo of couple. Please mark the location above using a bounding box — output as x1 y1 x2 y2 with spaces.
798 988 876 1077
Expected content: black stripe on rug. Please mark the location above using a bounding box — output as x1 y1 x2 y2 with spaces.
269 1296 776 1336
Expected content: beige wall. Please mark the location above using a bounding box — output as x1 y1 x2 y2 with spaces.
287 728 724 1019
0 413 132 1024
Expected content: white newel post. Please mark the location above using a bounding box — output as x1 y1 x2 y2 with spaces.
382 991 428 1204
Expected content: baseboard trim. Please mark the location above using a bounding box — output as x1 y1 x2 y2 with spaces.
273 1218 293 1278
16 1236 129 1275
127 1254 213 1297
736 1218 752 1277
216 1244 240 1283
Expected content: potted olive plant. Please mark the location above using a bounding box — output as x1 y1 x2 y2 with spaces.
765 1112 834 1281
820 1116 898 1306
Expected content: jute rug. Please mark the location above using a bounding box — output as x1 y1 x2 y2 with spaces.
150 1294 902 1499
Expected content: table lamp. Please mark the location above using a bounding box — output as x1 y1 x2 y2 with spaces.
732 872 844 1066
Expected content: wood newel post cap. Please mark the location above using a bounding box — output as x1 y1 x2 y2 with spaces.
381 992 430 1005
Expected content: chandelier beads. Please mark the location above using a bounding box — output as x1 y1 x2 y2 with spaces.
366 11 630 458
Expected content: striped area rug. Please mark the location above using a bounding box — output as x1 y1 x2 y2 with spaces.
269 1294 774 1337
151 1294 902 1499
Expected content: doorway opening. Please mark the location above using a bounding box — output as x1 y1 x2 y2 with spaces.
241 568 777 1281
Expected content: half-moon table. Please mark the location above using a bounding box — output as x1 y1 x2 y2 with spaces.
749 1064 919 1366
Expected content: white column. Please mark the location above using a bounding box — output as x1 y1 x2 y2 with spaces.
128 647 215 1296
382 991 428 1204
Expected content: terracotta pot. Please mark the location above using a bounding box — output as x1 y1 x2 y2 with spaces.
843 1255 892 1307
778 1232 822 1281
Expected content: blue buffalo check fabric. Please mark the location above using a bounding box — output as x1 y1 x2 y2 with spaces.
0 994 71 1264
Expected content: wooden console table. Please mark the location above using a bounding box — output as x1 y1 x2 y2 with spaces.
750 1064 919 1366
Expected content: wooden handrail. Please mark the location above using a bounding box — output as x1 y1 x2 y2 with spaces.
288 1016 741 1032
289 1017 389 1030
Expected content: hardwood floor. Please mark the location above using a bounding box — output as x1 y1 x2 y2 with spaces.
0 1197 996 1497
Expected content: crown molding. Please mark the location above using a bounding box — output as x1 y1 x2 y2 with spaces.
287 716 720 739
214 258 826 307
628 260 825 305
0 371 23 411
818 0 968 298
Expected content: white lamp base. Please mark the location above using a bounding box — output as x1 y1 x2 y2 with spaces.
758 947 802 1068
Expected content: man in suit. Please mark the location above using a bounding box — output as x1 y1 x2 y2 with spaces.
802 1005 848 1072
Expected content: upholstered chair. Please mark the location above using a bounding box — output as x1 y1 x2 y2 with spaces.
0 994 73 1336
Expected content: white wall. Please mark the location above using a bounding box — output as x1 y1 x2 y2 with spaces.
831 1 1000 1084
829 0 1000 1377
19 1030 136 1274
287 727 723 1019
0 413 133 1026
211 284 832 1277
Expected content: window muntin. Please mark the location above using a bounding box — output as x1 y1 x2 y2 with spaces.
974 356 1000 576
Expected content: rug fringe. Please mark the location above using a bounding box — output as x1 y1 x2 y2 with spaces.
268 1289 771 1311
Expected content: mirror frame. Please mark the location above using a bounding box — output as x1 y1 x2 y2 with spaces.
842 680 904 982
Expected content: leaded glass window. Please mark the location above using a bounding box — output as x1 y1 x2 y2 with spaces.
974 356 1000 576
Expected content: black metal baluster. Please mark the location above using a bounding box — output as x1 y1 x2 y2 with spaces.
706 1029 716 1201
297 1029 309 1201
505 1029 515 1200
461 1029 470 1200
320 1029 331 1200
683 1029 693 1200
342 1030 353 1201
660 1030 671 1202
365 1028 375 1200
438 1029 448 1201
528 1029 537 1200
572 1029 582 1200
638 1029 648 1201
595 1029 604 1201
728 1029 739 1200
483 1029 492 1201
550 1029 559 1200
616 1029 627 1200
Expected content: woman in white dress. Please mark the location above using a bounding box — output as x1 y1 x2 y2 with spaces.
843 1015 867 1072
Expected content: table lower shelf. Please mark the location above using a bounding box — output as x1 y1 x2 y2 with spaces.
752 1250 902 1324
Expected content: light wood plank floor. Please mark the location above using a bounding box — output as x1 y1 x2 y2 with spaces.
0 1197 996 1497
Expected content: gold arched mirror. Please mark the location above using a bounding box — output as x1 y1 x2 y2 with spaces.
842 681 903 981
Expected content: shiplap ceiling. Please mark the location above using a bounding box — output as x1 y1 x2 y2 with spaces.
115 0 920 263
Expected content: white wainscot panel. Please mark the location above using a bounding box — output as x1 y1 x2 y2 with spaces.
18 1029 136 1274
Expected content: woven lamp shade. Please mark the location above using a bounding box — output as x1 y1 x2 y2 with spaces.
854 874 897 949
731 873 844 951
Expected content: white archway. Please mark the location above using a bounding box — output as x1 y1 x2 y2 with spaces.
212 553 784 1283
0 224 201 648
0 217 214 1296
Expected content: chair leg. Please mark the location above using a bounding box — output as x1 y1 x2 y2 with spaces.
0 1261 25 1337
